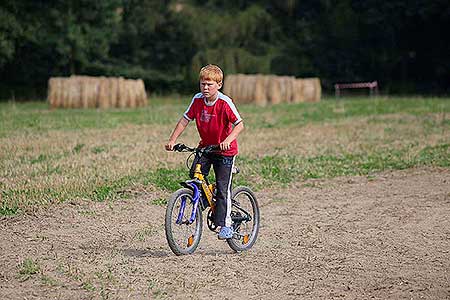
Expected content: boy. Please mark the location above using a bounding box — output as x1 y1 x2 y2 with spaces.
165 64 244 240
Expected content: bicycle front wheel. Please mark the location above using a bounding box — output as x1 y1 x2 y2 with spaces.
227 186 260 252
165 188 203 255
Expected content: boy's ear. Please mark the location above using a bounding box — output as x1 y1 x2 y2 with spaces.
218 81 223 89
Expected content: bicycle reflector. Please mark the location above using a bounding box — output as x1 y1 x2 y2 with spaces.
243 234 249 244
187 235 194 247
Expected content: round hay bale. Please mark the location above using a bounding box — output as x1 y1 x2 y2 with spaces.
109 78 119 107
313 78 322 102
88 77 100 108
292 79 304 103
302 78 321 102
75 76 105 108
223 75 233 97
278 76 284 103
254 74 268 106
245 75 257 103
64 77 71 108
136 79 147 106
241 75 250 103
117 77 127 108
234 74 243 102
47 78 54 108
237 74 248 103
47 78 60 108
53 78 64 108
285 77 295 103
127 80 137 108
80 77 89 108
213 74 321 105
268 76 282 104
278 76 287 103
98 77 109 108
68 76 81 108
280 76 295 103
234 74 246 103
60 78 68 108
47 75 148 109
288 77 296 103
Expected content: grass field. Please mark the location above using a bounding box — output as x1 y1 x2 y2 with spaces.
0 96 449 215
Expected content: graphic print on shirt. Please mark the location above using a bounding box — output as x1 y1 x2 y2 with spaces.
200 109 215 123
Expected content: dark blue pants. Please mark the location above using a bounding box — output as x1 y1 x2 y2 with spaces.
190 153 234 227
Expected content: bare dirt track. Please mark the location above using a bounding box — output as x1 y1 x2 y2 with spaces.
1 167 449 300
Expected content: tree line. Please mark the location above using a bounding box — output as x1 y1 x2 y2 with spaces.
0 0 449 99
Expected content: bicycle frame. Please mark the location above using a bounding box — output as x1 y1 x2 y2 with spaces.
176 163 215 225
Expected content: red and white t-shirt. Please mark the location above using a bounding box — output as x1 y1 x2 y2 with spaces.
183 92 242 156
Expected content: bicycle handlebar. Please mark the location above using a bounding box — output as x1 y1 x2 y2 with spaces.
173 143 219 154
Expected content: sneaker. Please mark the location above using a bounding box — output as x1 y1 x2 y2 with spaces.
218 226 233 240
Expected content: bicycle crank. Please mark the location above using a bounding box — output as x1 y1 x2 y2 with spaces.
207 209 218 232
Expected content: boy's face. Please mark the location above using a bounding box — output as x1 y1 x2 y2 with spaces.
200 79 222 101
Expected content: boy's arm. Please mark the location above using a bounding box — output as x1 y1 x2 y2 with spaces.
220 121 244 151
165 117 189 151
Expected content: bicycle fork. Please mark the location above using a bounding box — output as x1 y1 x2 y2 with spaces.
176 182 200 225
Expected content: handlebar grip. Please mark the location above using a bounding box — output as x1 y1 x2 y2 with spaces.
173 143 186 152
203 145 220 152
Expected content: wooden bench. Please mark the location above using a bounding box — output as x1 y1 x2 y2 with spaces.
334 81 378 97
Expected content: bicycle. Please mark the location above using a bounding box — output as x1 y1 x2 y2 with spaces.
164 143 260 255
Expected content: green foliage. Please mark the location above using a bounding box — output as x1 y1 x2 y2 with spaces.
143 168 186 192
18 258 40 281
0 202 19 216
91 146 106 154
41 275 59 286
93 185 115 202
0 0 123 97
92 173 138 202
40 0 121 75
188 4 275 77
0 4 22 67
152 198 167 206
1 0 449 96
73 144 85 154
82 281 96 292
417 144 450 167
30 154 49 164
104 0 197 92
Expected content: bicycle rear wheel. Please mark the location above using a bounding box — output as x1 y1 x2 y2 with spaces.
165 188 203 255
227 186 260 252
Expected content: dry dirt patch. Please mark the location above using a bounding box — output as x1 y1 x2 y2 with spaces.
1 167 449 299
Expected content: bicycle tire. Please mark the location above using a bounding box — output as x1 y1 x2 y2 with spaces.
226 186 260 252
165 188 203 255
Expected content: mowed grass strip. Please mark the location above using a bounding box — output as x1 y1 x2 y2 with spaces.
239 143 449 188
0 97 449 215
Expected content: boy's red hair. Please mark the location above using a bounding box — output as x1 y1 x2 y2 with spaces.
199 64 223 84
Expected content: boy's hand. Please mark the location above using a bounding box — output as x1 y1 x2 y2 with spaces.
165 141 175 151
220 141 231 151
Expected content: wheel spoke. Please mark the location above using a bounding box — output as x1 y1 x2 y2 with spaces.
165 189 203 255
226 187 260 252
